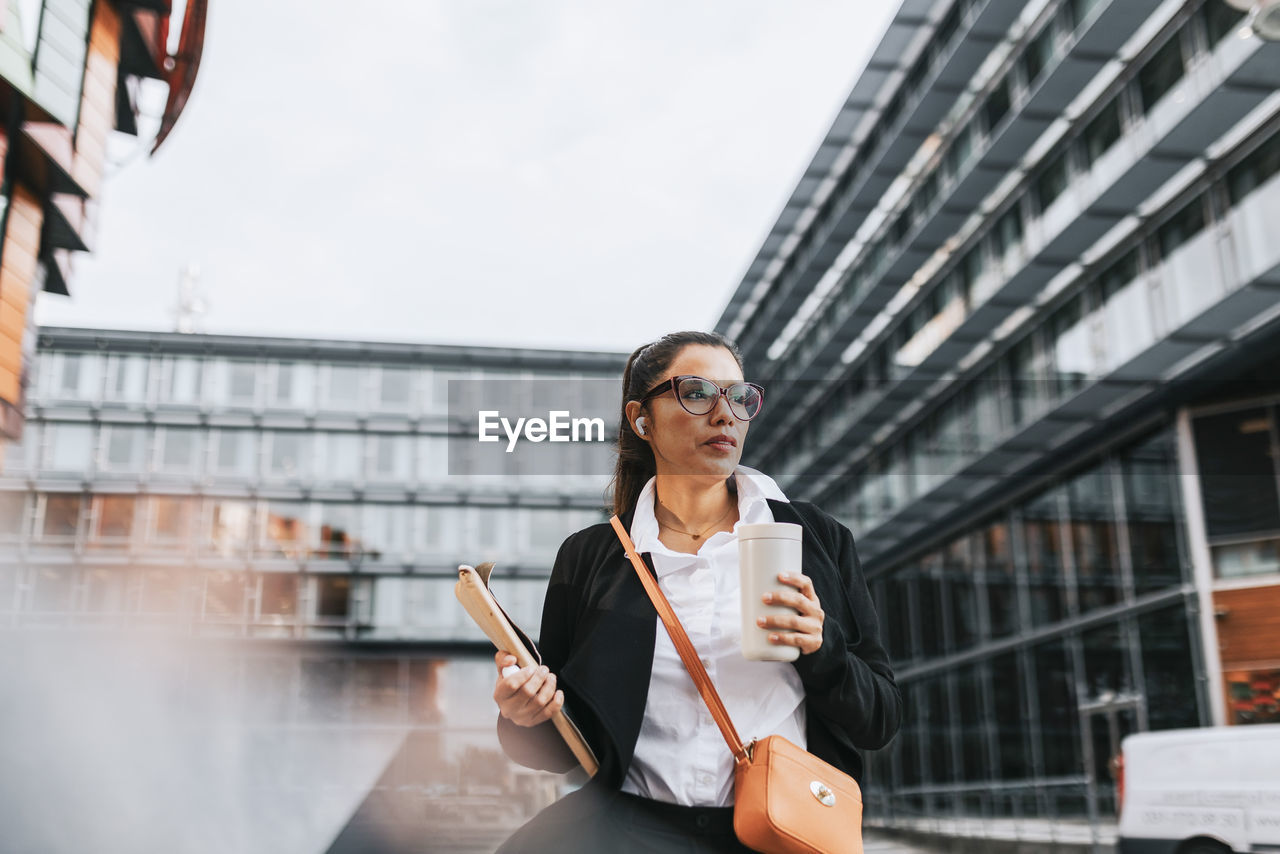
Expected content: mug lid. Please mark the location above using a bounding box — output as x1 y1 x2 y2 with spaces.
736 522 803 541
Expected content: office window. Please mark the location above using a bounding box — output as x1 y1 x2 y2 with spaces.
212 430 257 477
1099 249 1152 367
421 505 464 552
983 80 1011 132
945 536 979 651
161 357 203 405
362 504 412 562
47 423 93 472
100 425 146 473
475 507 512 554
884 571 913 664
104 355 148 403
52 353 82 398
945 125 975 182
150 496 195 544
315 503 362 560
1157 196 1206 258
157 428 201 475
368 434 410 482
261 500 309 559
1067 467 1123 612
1137 36 1185 113
323 365 362 410
1083 97 1123 166
991 652 1028 779
991 206 1024 262
44 352 100 400
316 432 363 482
1201 2 1247 47
376 368 412 411
269 362 315 409
226 360 257 407
0 492 27 538
258 574 298 617
1083 622 1132 700
1022 24 1056 85
1193 407 1280 545
956 664 988 783
1035 639 1080 775
40 494 81 539
90 496 135 545
526 508 570 555
924 678 956 783
1036 151 1070 210
914 557 946 657
416 435 449 482
432 369 468 416
209 499 254 558
881 91 903 131
1122 430 1186 594
265 432 309 480
1227 133 1280 205
315 577 351 619
1049 295 1093 396
1008 336 1049 425
980 519 1017 638
898 684 925 787
1138 605 1201 730
1022 489 1069 626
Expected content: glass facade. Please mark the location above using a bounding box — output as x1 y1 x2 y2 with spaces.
2 331 621 640
863 426 1203 823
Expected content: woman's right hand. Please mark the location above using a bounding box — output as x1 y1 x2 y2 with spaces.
493 651 565 727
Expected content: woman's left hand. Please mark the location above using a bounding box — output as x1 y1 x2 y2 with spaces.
758 573 825 655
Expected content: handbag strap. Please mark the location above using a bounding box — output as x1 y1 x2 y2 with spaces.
608 514 751 766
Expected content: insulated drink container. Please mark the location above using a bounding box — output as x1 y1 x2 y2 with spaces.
738 522 804 661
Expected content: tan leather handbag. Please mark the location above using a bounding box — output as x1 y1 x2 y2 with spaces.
610 515 863 854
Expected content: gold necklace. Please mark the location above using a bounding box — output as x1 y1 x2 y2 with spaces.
656 500 736 540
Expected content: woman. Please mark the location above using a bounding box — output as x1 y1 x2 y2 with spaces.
492 330 901 853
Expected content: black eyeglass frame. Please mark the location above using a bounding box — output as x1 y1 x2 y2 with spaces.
636 374 765 421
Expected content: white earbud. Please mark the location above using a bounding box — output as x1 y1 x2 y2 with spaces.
635 417 647 436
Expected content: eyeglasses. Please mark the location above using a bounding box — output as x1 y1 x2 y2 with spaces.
637 375 765 421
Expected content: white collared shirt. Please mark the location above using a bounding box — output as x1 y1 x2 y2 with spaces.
620 464 807 807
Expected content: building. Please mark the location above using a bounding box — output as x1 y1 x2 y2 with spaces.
0 0 205 449
0 325 624 853
713 0 1280 839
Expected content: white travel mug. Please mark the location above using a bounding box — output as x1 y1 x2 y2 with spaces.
738 522 803 662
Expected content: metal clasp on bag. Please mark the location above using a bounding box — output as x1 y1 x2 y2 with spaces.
810 780 836 807
739 737 758 764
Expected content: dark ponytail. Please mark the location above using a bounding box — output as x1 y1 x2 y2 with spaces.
607 331 745 518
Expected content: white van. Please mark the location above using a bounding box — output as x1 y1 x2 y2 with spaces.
1117 724 1280 854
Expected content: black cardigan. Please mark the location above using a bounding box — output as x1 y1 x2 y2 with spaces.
496 497 902 789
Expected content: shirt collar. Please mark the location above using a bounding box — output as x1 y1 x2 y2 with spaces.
630 465 789 572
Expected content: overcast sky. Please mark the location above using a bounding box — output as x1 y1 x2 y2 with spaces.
34 0 899 353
